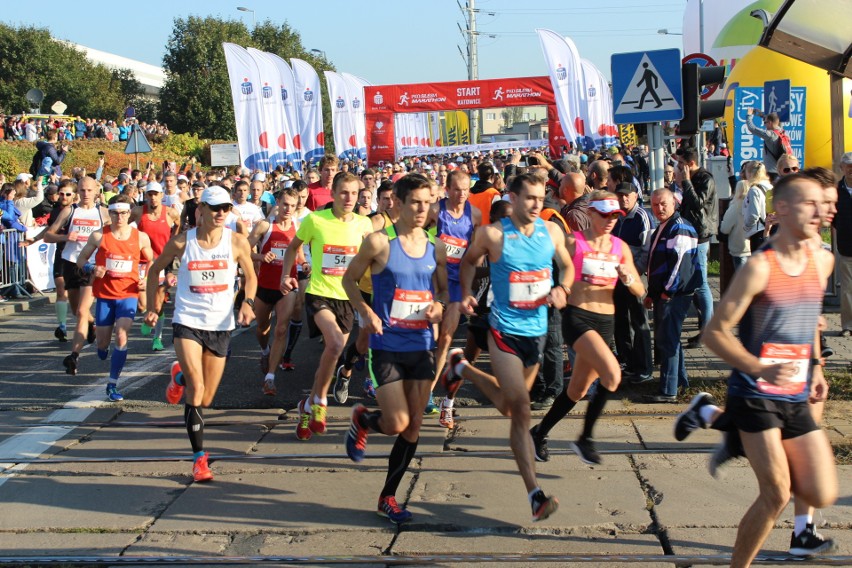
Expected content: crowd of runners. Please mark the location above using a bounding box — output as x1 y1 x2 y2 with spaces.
16 132 849 566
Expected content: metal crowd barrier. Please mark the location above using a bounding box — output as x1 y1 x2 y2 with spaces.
0 228 32 298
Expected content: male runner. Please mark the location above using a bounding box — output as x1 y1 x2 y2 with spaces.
247 188 302 396
45 176 110 375
280 173 372 440
279 180 312 371
454 173 573 521
677 174 837 566
131 181 180 351
232 180 265 233
144 186 257 482
429 169 480 417
342 173 448 524
76 195 153 400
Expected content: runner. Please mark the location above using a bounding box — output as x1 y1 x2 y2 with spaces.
429 169 481 417
232 180 264 233
279 172 372 440
452 172 573 521
247 188 302 396
143 185 256 482
75 195 153 400
675 174 837 566
279 180 311 372
529 190 645 465
131 181 180 351
342 173 448 524
45 176 110 375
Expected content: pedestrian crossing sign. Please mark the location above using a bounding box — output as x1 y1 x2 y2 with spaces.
611 49 683 124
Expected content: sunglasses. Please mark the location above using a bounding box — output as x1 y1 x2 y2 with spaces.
591 209 621 219
59 192 75 197
109 210 130 216
207 203 232 213
782 166 800 173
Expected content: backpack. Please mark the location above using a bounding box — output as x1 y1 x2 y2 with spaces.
28 149 41 177
767 129 793 161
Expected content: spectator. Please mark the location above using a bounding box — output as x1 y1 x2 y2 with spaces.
719 163 752 271
33 129 70 179
0 184 27 232
559 172 591 232
13 175 45 228
834 151 852 336
32 184 60 224
741 161 773 252
745 108 790 180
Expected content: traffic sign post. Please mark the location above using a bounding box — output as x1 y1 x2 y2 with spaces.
611 48 683 124
764 79 791 123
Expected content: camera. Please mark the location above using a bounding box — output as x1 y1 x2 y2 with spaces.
98 151 105 156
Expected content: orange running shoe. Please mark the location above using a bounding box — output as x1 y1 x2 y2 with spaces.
192 452 213 482
166 361 185 404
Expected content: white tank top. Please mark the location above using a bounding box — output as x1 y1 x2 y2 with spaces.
173 228 237 331
61 205 104 263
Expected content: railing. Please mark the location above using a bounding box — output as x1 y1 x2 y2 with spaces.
0 229 32 298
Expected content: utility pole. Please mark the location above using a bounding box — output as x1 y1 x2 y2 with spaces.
457 0 480 143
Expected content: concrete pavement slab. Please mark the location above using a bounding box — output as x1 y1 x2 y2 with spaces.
0 474 183 531
0 532 140 555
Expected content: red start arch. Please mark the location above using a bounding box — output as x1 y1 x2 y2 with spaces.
365 76 566 165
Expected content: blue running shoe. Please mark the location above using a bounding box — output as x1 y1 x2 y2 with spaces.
377 495 412 524
363 378 376 400
106 384 124 402
424 394 439 415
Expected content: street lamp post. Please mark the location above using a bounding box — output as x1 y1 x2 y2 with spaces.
310 49 327 60
237 6 255 29
657 28 683 36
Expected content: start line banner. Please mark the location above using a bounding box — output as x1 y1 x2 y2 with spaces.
397 139 549 158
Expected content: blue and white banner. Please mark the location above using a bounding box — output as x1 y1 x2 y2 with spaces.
291 58 326 166
580 59 617 151
342 72 370 161
267 53 303 169
247 48 300 171
223 43 267 171
324 71 358 160
537 28 583 146
398 138 549 157
733 86 806 175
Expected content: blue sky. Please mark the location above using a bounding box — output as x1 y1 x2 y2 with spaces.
4 0 685 85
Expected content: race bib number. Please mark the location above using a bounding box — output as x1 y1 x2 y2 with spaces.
188 259 229 293
105 254 132 276
581 251 620 286
389 289 433 329
71 218 99 242
270 241 289 264
757 343 811 395
440 235 468 264
508 268 551 309
321 245 356 276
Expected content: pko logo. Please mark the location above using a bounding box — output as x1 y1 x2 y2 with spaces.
352 97 360 109
373 91 384 105
588 86 596 98
555 65 567 81
304 88 314 102
262 83 273 98
335 96 345 109
280 86 288 101
241 78 253 95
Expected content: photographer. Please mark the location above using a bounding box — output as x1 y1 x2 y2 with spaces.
746 108 790 181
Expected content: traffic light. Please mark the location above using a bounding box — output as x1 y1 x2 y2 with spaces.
678 63 727 135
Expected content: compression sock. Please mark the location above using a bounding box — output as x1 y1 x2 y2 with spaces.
536 389 578 437
283 320 303 359
109 345 128 380
581 385 613 441
380 435 419 498
342 342 360 371
184 405 204 454
358 409 385 434
55 300 68 330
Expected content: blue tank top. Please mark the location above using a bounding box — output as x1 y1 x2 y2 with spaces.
437 199 474 282
489 217 555 337
369 225 437 352
727 244 823 403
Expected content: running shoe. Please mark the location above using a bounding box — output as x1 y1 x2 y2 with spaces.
152 337 164 352
280 359 295 371
530 489 559 522
789 524 836 556
333 365 350 404
439 348 465 397
86 321 96 344
54 326 67 342
262 378 277 396
309 402 328 434
140 322 152 336
708 430 744 479
166 361 185 404
377 495 412 524
820 334 834 359
424 394 439 415
438 398 454 429
106 384 124 402
673 392 716 441
296 399 312 441
530 424 550 462
346 404 369 462
192 452 213 483
363 378 377 400
259 351 270 374
63 354 77 376
571 437 601 465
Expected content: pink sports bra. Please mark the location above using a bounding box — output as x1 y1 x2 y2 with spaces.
572 231 624 286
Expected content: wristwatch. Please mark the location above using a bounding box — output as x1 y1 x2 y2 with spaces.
244 298 255 309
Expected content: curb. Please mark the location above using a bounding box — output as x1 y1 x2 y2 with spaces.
0 293 54 318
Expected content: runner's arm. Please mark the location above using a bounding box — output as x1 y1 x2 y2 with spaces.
138 231 154 265
427 238 449 323
546 221 573 309
342 232 384 334
129 205 143 226
616 244 646 298
75 231 102 270
810 248 836 402
233 233 257 326
247 220 272 262
145 234 185 319
279 235 304 292
43 207 72 243
459 224 496 313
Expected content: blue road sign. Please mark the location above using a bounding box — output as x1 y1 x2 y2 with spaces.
612 48 683 124
764 79 791 123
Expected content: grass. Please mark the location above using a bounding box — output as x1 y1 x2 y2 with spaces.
707 259 721 276
827 371 852 400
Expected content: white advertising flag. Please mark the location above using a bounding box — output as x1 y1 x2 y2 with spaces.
341 73 370 160
223 43 267 171
290 58 326 166
536 28 583 147
324 71 358 160
265 53 302 169
247 48 293 171
580 59 617 150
